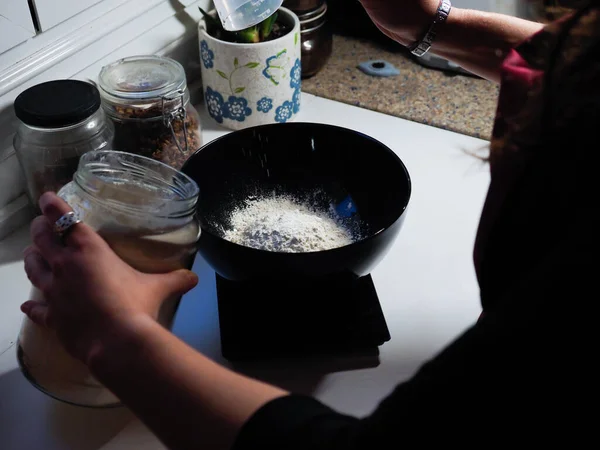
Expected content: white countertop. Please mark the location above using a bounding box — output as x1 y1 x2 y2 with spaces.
0 93 490 450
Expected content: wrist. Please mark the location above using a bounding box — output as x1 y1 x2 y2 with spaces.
85 314 158 377
395 1 445 43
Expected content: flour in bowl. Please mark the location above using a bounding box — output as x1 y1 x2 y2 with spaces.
222 194 356 252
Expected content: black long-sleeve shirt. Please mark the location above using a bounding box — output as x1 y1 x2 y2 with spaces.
234 250 591 447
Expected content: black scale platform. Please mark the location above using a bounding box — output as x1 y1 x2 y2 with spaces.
216 273 391 362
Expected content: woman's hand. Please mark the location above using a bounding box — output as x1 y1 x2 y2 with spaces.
21 192 198 364
359 0 440 46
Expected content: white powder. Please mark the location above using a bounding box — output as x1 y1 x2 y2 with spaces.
222 195 355 253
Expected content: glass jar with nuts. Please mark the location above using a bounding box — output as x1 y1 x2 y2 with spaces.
98 55 202 169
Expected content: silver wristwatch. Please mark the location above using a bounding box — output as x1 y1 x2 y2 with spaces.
409 0 452 57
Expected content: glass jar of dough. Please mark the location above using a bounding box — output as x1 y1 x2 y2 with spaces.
17 150 200 407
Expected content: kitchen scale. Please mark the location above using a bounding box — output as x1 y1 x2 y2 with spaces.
216 273 390 362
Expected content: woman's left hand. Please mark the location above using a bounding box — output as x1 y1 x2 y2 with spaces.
21 192 199 365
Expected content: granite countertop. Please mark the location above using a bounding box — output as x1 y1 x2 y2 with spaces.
302 35 499 141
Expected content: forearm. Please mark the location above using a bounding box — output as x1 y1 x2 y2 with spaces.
430 8 544 82
88 317 288 450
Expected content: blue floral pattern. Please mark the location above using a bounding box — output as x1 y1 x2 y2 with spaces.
292 87 301 114
290 58 301 89
257 97 273 113
205 87 224 123
223 96 252 122
275 101 294 123
262 50 288 86
200 40 214 69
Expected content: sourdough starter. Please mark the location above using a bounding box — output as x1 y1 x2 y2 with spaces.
18 180 199 407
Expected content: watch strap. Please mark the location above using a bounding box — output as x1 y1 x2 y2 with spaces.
409 0 452 57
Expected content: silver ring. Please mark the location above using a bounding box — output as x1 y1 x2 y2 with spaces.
53 211 81 238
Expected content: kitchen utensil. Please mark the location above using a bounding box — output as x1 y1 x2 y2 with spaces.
181 122 411 282
213 0 283 31
216 272 390 361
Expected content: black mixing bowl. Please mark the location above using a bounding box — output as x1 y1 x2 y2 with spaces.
182 123 411 282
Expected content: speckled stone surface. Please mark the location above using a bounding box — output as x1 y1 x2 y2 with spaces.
302 35 499 141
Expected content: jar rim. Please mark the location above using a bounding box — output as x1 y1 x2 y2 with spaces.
16 107 105 132
297 2 327 24
74 150 199 219
98 55 187 104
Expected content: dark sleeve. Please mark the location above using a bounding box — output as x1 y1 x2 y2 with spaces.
233 241 591 449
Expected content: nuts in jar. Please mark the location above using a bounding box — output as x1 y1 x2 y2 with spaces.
98 55 203 169
110 101 201 169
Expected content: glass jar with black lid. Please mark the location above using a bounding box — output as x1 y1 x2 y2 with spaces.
13 80 114 210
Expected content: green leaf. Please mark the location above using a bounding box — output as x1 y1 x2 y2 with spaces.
236 26 259 43
294 32 298 46
245 62 260 68
217 70 228 80
234 57 239 68
198 6 223 36
259 12 278 41
234 87 245 93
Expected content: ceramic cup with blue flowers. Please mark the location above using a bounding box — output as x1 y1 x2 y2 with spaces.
198 7 301 130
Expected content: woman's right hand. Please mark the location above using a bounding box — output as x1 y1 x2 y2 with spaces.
358 0 441 46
